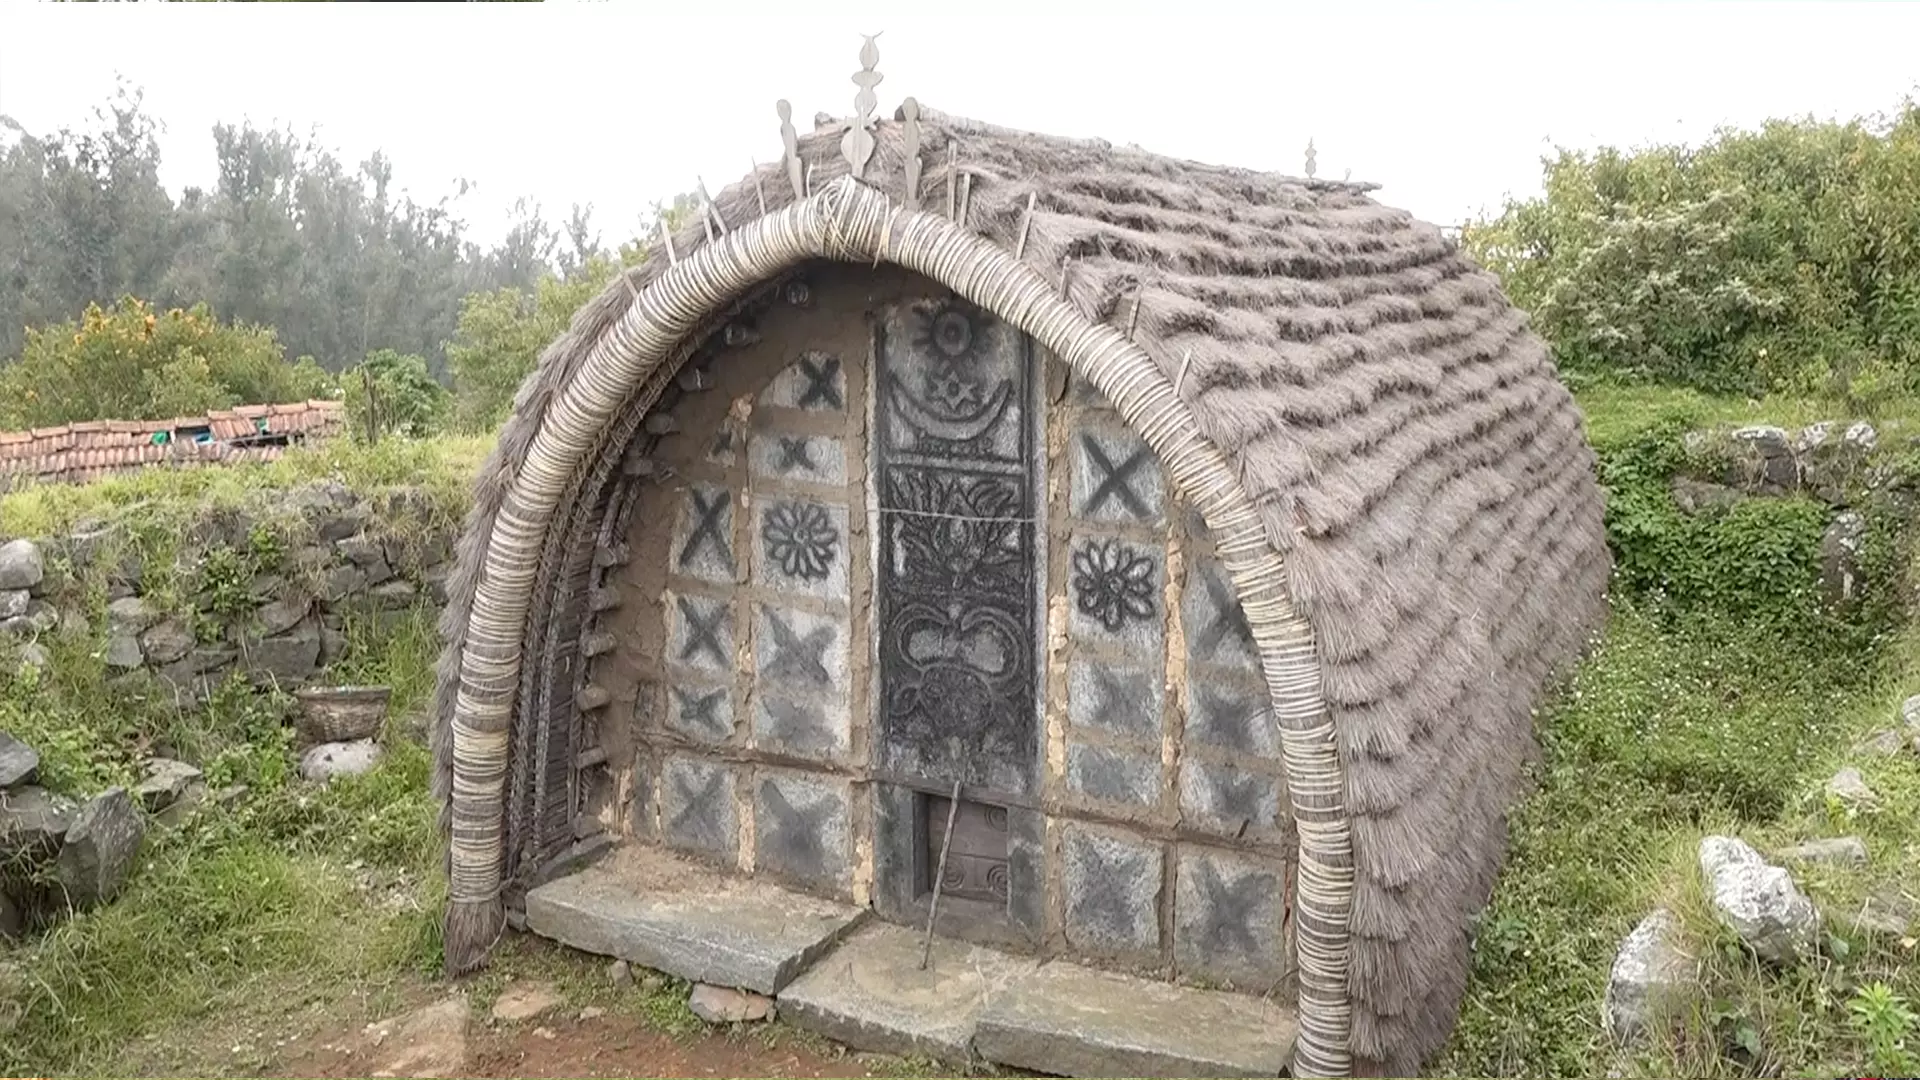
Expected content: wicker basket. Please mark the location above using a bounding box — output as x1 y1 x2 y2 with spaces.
293 685 391 744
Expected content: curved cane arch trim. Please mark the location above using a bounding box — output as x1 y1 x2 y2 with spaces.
445 176 1354 1076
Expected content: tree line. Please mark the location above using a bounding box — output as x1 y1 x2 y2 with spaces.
11 83 1919 436
0 82 689 434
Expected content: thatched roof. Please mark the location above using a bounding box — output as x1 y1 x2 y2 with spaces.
430 105 1610 1076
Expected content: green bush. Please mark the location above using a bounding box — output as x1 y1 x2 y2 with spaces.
0 296 336 428
1468 100 1920 400
343 348 450 440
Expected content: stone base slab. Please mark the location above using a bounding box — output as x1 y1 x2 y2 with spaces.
777 921 1039 1063
524 844 866 995
974 960 1296 1077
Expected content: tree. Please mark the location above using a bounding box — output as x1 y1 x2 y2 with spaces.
0 296 335 428
444 193 694 432
344 348 449 440
1 87 548 376
1465 98 1920 404
445 256 626 432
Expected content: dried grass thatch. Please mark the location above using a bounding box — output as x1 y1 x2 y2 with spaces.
429 107 1610 1077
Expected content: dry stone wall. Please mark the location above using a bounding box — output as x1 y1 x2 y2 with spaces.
1 479 458 697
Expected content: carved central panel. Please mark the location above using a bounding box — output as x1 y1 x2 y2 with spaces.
874 297 1038 795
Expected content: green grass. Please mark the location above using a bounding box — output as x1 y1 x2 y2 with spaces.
1573 380 1920 447
1436 600 1920 1078
1438 385 1920 1077
0 433 487 541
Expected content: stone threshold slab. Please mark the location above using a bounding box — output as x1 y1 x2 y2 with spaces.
524 844 867 995
974 959 1297 1077
777 921 1040 1065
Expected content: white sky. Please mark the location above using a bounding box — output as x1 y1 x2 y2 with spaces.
2 0 1917 250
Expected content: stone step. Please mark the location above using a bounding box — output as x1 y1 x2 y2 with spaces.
524 844 867 995
777 921 1039 1064
974 960 1296 1078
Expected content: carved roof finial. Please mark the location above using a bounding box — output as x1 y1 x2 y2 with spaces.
777 99 804 200
900 96 923 210
1304 138 1318 179
841 33 883 181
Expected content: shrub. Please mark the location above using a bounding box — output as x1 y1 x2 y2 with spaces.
343 348 450 440
0 296 336 428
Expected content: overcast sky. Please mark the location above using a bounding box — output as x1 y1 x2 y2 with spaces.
2 0 1917 250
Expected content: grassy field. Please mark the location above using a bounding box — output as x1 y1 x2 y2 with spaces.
2 395 1917 1078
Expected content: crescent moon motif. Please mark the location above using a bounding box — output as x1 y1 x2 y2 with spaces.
887 378 1013 444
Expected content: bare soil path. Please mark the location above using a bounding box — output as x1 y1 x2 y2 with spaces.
107 937 956 1079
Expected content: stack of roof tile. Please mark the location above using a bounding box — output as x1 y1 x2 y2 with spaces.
0 400 345 488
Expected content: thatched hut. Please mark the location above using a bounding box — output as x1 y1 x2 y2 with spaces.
430 40 1609 1078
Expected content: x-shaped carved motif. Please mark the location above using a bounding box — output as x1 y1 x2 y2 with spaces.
1193 686 1261 754
1081 436 1153 520
678 487 732 571
1194 859 1267 955
763 610 833 687
764 697 833 751
668 767 726 835
676 596 729 668
1193 565 1256 659
1090 665 1152 734
796 353 843 410
759 779 829 875
672 685 729 738
776 436 817 474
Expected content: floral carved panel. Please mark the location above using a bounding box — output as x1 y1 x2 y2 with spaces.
873 297 1039 796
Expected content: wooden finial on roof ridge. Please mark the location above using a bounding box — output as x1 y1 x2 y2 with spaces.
841 32 884 181
1305 138 1318 179
900 96 923 210
777 99 804 200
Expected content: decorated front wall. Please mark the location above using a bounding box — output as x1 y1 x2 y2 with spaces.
599 264 1296 991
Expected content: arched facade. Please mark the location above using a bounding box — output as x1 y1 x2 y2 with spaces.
431 81 1611 1079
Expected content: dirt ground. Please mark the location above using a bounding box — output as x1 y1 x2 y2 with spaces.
105 936 956 1080
275 996 897 1079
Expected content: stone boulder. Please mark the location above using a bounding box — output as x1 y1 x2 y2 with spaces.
0 591 26 621
1775 836 1868 868
299 739 383 782
1603 908 1693 1045
53 787 144 911
1826 767 1876 804
255 590 312 637
285 480 368 543
103 632 144 670
1818 511 1867 607
0 539 43 593
0 732 37 788
138 619 196 666
490 981 563 1022
1699 835 1819 963
134 758 205 812
10 643 49 675
105 595 159 633
356 995 470 1078
1727 425 1799 492
1904 693 1920 751
1853 729 1907 757
688 983 776 1024
369 579 417 609
245 619 322 685
0 786 76 860
1836 888 1914 940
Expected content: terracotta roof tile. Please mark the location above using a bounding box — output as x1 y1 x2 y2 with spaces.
0 399 344 488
